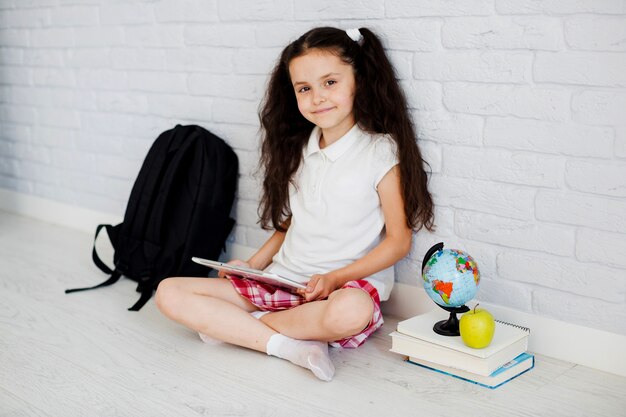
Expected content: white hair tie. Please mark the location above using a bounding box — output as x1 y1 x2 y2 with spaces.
345 28 364 45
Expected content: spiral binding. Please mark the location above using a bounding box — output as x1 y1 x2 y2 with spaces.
495 319 531 333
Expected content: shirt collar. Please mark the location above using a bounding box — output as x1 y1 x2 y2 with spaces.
303 124 361 162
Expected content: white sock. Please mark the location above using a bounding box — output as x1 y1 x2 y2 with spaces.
251 310 269 320
266 333 335 381
198 332 222 345
199 311 270 344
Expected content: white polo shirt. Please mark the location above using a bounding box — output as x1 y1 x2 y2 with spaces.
268 123 399 301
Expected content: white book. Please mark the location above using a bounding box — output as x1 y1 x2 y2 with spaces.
391 309 530 376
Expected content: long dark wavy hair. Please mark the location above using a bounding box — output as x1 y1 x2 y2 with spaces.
258 27 435 233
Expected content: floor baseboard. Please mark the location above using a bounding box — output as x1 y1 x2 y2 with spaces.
0 188 122 233
3 188 625 377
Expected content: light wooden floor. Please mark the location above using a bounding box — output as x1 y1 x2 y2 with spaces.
1 210 625 417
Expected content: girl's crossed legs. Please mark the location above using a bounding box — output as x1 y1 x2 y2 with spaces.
155 277 377 380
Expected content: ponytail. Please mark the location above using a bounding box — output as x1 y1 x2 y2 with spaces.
353 28 435 232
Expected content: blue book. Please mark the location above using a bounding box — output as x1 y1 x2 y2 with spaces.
407 352 535 389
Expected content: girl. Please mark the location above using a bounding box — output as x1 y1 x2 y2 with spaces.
156 27 434 381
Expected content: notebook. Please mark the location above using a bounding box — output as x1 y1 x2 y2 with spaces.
407 352 535 389
191 257 306 290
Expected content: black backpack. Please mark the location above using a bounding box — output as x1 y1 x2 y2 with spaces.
66 124 239 311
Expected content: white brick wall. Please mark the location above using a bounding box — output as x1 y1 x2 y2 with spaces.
1 0 625 335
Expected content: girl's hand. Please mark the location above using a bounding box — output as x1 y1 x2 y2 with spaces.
217 259 250 278
302 273 339 302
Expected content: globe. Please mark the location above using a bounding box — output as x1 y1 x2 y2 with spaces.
422 248 480 308
421 242 481 336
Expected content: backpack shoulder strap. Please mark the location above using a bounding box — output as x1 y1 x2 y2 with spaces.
65 224 122 293
144 125 200 247
115 126 181 271
65 271 122 294
92 224 119 274
127 289 153 311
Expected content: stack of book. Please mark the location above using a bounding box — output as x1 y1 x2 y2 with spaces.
390 309 534 389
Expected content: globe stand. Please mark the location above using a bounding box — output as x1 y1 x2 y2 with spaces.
433 305 470 336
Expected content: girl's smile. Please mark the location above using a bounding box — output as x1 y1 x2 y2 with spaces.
313 107 336 114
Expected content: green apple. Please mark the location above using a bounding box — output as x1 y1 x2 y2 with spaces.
459 304 495 349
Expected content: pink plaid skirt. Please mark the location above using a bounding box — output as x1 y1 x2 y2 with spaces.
229 277 383 348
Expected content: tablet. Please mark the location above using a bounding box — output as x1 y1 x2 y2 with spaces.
191 257 307 290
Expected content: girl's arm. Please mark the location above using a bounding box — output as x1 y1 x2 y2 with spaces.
303 166 412 300
245 218 291 270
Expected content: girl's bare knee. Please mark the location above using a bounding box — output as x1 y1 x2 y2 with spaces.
323 289 374 337
155 277 183 318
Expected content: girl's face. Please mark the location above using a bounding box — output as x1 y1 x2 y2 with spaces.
288 49 356 144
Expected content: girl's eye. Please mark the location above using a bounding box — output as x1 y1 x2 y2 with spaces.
325 80 337 87
297 86 310 93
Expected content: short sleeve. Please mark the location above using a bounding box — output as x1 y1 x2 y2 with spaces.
371 135 399 189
